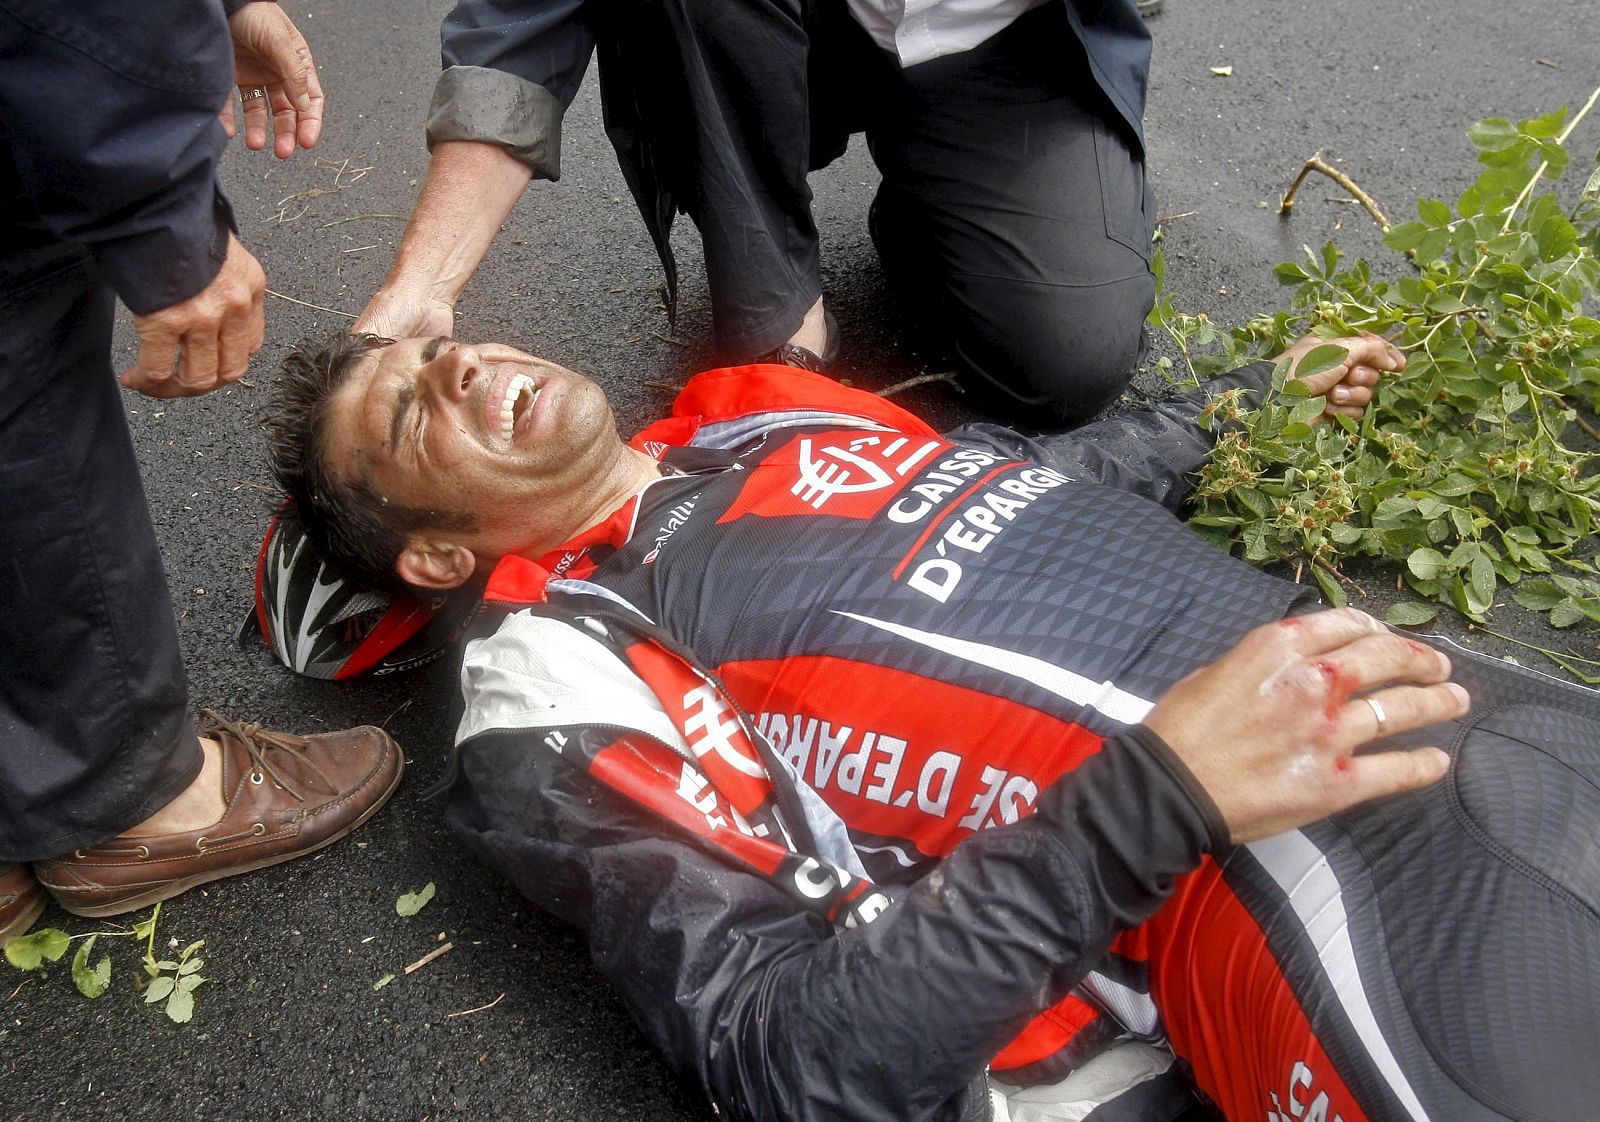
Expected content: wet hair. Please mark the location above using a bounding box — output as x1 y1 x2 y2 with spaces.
264 333 475 594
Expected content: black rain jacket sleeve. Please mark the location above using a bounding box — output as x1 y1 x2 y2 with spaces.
956 360 1277 515
0 0 236 314
445 722 1225 1122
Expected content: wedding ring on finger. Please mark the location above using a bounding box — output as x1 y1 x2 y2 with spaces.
1363 695 1390 738
241 86 268 101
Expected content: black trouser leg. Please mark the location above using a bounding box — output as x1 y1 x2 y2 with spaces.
865 4 1156 426
0 247 198 862
651 0 824 358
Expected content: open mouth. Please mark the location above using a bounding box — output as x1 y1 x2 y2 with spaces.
498 373 541 443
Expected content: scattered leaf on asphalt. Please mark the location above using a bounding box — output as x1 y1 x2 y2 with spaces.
4 928 70 971
396 882 437 917
373 973 397 991
71 936 112 999
1210 65 1234 77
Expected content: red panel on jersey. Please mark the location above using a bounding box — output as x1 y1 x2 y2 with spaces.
717 655 1106 857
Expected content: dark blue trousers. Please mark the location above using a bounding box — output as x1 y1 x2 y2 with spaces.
0 232 198 861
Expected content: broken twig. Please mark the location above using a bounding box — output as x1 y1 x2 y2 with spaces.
404 942 454 975
1279 151 1392 231
447 993 507 1019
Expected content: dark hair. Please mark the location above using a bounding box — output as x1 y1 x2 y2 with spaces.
264 333 474 594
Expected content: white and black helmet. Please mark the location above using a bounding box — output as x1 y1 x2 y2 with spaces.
248 508 482 680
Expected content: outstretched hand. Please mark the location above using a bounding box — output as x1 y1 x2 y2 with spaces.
218 2 325 158
1276 331 1405 420
1143 608 1468 843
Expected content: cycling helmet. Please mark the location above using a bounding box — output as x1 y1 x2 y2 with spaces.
248 507 484 680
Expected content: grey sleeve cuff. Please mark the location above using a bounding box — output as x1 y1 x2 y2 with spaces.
425 65 566 182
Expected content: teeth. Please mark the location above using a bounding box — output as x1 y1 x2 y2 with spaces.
499 374 538 442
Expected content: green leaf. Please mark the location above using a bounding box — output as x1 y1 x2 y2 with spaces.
1407 548 1449 581
1294 343 1350 382
1385 602 1439 627
1550 599 1588 628
1520 108 1567 139
1273 262 1308 284
5 928 70 971
1417 197 1453 226
1311 564 1347 607
1469 552 1498 609
1467 118 1519 153
178 956 204 976
1384 221 1430 253
71 937 112 999
175 973 206 995
373 973 397 992
396 882 437 917
145 976 176 1003
165 988 196 1024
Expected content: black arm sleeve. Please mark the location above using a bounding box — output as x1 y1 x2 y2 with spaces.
0 0 236 314
950 361 1277 515
444 724 1222 1122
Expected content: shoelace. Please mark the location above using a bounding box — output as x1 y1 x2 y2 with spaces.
197 708 338 804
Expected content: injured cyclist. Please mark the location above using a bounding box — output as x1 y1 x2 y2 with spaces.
258 331 1600 1122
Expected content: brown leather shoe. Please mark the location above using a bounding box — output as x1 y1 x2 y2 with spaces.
35 710 403 918
0 863 46 944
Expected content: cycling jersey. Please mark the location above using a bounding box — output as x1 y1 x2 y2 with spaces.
443 365 1600 1122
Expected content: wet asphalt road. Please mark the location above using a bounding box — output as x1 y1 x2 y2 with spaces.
4 2 1598 1120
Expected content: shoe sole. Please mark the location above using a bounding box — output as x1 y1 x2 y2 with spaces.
48 745 405 919
1 892 47 945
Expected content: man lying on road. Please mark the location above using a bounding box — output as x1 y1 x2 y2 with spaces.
256 332 1600 1122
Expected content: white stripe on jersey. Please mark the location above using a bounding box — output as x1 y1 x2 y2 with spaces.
1245 831 1433 1122
831 611 1156 726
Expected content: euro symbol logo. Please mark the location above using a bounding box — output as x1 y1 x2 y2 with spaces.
791 437 896 509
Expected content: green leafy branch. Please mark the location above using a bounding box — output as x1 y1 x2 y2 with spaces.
4 902 206 1023
1156 90 1600 663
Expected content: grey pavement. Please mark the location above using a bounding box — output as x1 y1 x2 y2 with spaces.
3 2 1598 1119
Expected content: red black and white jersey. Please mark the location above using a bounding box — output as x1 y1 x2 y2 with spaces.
448 365 1600 1122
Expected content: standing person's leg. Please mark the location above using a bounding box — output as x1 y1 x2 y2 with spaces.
865 4 1156 426
636 0 832 361
1105 645 1600 1121
1 240 405 921
0 246 199 862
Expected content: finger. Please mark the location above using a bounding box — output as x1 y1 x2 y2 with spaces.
240 86 271 151
1326 382 1372 408
268 84 299 159
249 283 267 353
178 327 222 396
1335 745 1451 809
218 100 237 140
295 55 325 150
1261 606 1388 660
1358 331 1407 370
120 326 181 397
217 305 254 382
1344 681 1470 744
1311 629 1455 701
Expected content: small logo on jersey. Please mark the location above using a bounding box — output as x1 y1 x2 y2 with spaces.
642 499 697 564
719 432 946 523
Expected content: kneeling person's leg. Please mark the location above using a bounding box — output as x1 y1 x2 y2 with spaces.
867 5 1155 426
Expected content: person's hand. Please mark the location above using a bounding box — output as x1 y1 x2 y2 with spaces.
121 234 267 398
354 286 455 341
1142 608 1468 844
218 2 325 158
1275 331 1405 420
